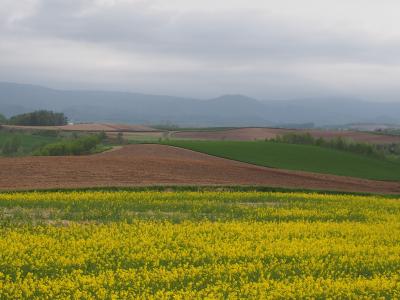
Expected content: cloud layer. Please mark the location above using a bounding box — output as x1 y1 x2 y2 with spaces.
1 0 400 100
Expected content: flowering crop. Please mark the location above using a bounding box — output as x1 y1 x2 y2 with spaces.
0 191 399 299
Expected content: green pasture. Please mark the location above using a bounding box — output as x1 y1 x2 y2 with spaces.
163 140 400 181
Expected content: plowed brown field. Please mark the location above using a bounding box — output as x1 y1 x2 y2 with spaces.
172 128 400 144
1 144 400 194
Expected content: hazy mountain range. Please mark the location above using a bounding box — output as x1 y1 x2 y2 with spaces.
1 82 400 127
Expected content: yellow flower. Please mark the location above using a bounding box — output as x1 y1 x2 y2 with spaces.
0 190 399 298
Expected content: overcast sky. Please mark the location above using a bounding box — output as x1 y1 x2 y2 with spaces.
1 0 400 101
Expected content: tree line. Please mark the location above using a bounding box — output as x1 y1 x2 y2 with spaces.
0 110 68 126
270 132 400 160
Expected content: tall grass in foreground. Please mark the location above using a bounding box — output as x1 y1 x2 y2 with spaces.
0 191 399 298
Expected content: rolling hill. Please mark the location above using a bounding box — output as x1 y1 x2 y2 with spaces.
163 140 400 181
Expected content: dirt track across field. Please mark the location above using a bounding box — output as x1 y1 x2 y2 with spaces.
172 128 400 144
1 144 400 194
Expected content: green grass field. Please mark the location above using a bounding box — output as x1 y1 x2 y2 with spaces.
0 131 59 156
163 140 400 181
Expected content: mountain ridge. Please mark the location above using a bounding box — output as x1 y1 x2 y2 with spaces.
1 82 400 126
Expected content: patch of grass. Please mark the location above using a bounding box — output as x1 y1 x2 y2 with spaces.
91 144 113 154
124 134 162 143
163 140 400 181
33 134 107 156
0 130 112 157
0 130 59 156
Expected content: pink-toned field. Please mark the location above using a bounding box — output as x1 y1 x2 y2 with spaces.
4 123 399 144
3 123 157 132
172 127 400 144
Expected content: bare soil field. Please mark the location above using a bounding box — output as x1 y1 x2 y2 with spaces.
172 128 400 144
1 144 399 194
307 130 400 144
3 123 157 132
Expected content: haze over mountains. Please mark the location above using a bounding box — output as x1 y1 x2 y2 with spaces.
1 82 400 127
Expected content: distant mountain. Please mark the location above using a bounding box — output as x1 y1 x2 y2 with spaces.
1 82 400 126
263 98 400 126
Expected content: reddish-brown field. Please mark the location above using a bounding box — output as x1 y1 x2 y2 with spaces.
1 144 399 194
3 123 157 132
5 123 399 144
172 128 400 144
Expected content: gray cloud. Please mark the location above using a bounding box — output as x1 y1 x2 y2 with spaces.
16 1 398 64
1 0 400 100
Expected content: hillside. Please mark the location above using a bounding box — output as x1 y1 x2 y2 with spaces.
1 82 400 126
163 140 400 181
1 144 400 193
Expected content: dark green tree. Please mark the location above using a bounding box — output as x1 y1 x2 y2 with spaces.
117 132 124 144
98 131 107 141
8 110 68 126
0 113 7 124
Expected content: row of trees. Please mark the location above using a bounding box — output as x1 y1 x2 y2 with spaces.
271 133 387 159
0 110 68 126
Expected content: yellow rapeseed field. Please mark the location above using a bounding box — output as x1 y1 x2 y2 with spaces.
0 190 399 299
